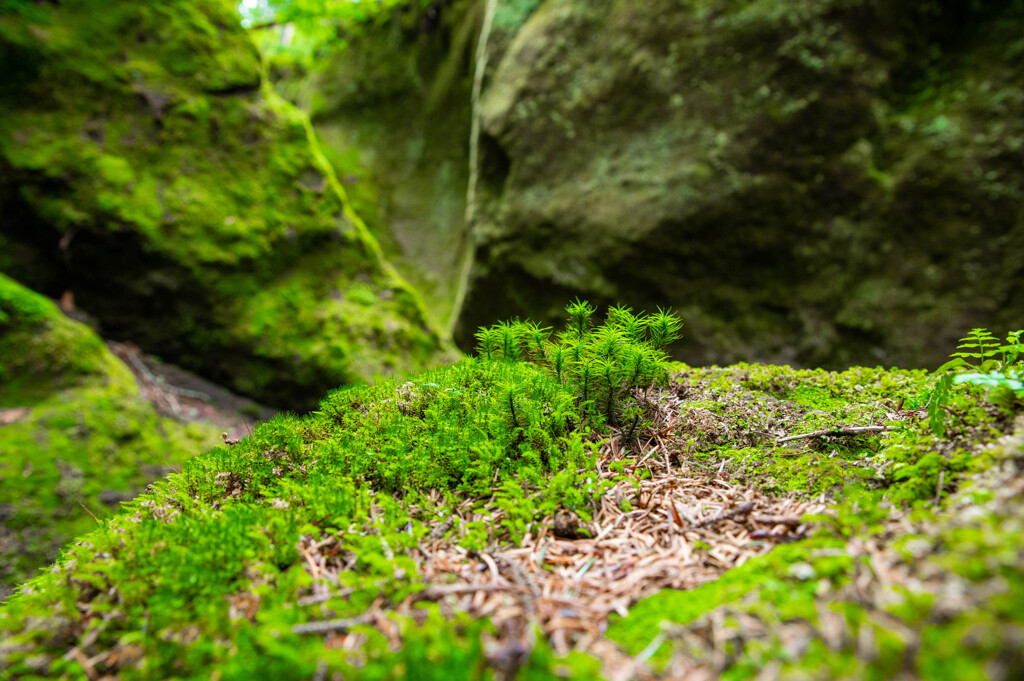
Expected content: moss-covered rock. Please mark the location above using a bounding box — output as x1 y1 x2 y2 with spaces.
0 0 452 410
0 274 222 599
1 301 1021 677
607 418 1024 680
455 0 1024 369
273 0 480 329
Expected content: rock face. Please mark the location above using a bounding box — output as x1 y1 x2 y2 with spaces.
456 0 1024 368
0 0 451 410
0 274 221 598
280 0 480 329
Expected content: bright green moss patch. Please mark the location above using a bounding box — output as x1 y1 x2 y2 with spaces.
0 275 220 597
0 356 606 677
2 301 1021 677
186 358 590 502
0 274 117 402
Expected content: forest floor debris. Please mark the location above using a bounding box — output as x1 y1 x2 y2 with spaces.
288 375 1022 679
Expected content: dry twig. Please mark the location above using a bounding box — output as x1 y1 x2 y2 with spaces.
777 425 889 444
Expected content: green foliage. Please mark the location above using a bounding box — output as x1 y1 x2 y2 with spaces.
239 0 428 67
935 328 1021 375
950 330 1024 402
474 300 683 426
927 373 954 437
929 328 1024 435
954 370 1023 394
0 355 607 677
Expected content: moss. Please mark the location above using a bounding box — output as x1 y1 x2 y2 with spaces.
606 536 853 665
605 365 1024 679
185 357 588 502
609 458 1024 679
0 356 604 677
0 274 113 400
0 275 221 597
0 0 451 410
273 0 480 331
1 300 1021 675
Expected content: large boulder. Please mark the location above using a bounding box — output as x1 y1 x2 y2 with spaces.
455 0 1024 368
0 0 452 410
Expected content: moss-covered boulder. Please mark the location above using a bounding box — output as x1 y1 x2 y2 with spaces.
455 0 1024 369
0 274 222 599
0 0 451 410
275 0 479 329
2 303 1022 677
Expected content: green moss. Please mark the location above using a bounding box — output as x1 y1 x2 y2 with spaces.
0 274 113 400
274 0 479 331
186 357 589 502
0 0 451 410
607 367 1024 680
2 300 1021 675
0 275 221 597
606 536 853 664
0 355 606 676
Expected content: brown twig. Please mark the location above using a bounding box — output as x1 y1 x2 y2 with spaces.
687 501 755 530
292 614 373 635
80 503 101 524
414 583 527 601
777 425 889 444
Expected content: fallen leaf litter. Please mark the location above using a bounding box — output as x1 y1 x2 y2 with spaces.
291 381 828 677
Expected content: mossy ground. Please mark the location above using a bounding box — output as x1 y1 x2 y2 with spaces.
606 363 1023 679
0 357 599 679
0 275 222 598
1 320 1020 679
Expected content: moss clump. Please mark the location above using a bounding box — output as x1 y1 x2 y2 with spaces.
0 0 451 410
606 362 1024 679
0 301 684 676
0 275 220 598
608 451 1024 680
658 361 1010 507
0 355 605 677
188 357 589 501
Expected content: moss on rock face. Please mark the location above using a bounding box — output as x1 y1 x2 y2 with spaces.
0 274 221 598
455 0 1024 369
272 0 480 330
0 0 452 410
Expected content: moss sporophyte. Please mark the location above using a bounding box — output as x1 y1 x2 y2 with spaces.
1 302 1022 679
